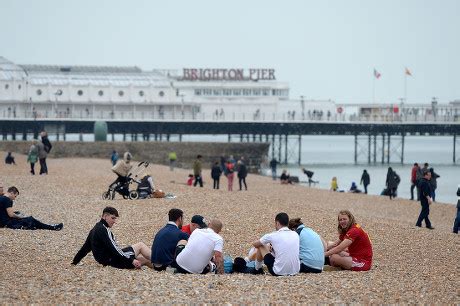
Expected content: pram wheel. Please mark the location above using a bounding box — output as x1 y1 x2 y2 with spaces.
102 190 115 200
129 190 139 200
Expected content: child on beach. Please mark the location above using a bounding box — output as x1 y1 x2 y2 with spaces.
187 174 194 186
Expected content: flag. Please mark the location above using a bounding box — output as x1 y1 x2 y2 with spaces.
405 67 412 76
373 68 381 79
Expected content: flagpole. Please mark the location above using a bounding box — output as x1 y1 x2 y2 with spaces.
404 73 407 104
373 74 375 104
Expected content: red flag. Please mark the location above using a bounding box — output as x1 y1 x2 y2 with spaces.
374 68 381 79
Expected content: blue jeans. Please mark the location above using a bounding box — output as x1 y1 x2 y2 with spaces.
453 208 460 234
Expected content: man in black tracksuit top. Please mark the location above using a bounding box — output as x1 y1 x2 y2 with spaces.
72 207 152 269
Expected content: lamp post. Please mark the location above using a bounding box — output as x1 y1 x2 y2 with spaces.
54 89 63 118
300 95 305 120
179 94 185 119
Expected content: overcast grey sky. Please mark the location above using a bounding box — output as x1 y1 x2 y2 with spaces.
1 0 459 104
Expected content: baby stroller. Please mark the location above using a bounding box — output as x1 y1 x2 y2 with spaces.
102 161 149 200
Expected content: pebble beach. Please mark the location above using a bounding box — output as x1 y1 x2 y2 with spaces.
0 153 458 304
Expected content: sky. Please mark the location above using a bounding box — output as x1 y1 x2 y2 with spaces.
1 0 459 104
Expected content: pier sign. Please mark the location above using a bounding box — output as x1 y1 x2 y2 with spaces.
182 68 276 81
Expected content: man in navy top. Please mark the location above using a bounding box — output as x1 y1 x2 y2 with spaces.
151 208 189 271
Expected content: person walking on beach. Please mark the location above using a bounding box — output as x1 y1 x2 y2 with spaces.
325 210 373 271
27 140 39 175
269 158 278 180
193 155 203 187
453 185 460 234
226 160 235 191
360 170 370 194
110 150 119 166
39 131 52 174
410 163 419 200
416 170 434 230
429 168 440 202
252 212 300 276
211 161 222 189
72 206 152 269
386 167 399 199
237 160 248 191
168 150 177 171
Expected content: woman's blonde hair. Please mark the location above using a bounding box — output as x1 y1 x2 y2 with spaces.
337 210 356 234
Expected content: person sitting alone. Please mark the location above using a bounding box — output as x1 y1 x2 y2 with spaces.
288 217 326 273
349 182 362 193
181 215 207 235
0 186 63 231
175 219 224 274
252 212 300 276
280 170 292 185
324 210 373 271
5 152 16 165
72 206 152 269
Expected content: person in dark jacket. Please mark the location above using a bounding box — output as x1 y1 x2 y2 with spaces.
386 167 399 199
211 161 222 189
237 160 248 191
416 170 434 229
360 170 370 194
0 186 63 231
428 168 440 202
453 185 460 234
5 152 16 165
38 131 52 175
72 206 152 269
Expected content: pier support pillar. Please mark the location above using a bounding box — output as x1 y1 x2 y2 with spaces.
298 135 302 165
354 134 358 164
284 134 288 164
387 134 391 164
454 134 457 164
401 133 405 164
381 134 385 164
368 134 371 164
373 134 377 163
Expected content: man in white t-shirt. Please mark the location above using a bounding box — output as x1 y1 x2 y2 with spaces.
252 212 300 276
175 219 224 274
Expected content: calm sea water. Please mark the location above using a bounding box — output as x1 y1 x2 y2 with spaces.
54 133 459 205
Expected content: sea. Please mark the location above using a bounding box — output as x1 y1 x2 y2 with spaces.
53 133 459 205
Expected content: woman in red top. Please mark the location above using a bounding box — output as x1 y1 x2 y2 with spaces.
325 210 373 271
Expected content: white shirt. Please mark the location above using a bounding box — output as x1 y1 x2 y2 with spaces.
176 228 224 274
260 227 300 275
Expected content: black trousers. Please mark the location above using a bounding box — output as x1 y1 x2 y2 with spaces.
30 163 36 175
238 177 247 190
416 203 432 228
194 175 203 187
410 183 416 200
6 216 54 230
213 178 220 189
363 184 368 194
39 158 48 174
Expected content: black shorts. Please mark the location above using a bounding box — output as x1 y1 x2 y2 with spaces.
264 253 280 276
300 263 322 273
174 244 189 274
110 246 136 269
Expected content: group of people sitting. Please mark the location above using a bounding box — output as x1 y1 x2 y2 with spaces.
71 207 373 275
